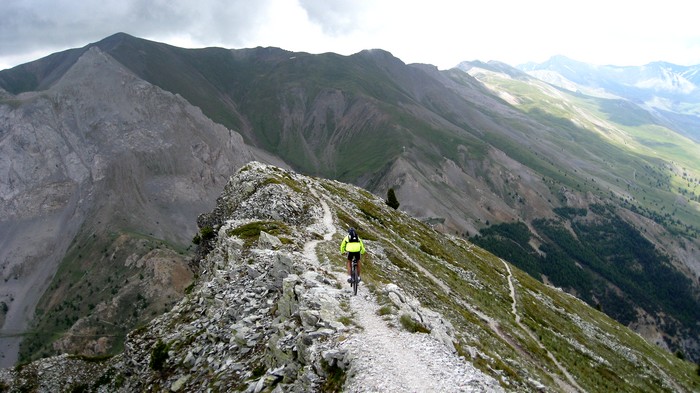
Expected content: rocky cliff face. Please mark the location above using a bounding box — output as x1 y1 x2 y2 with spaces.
1 163 696 392
0 47 281 367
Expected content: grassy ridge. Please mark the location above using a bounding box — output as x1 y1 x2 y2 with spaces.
315 172 698 392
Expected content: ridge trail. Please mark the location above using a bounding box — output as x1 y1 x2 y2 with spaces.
305 187 502 392
339 286 502 392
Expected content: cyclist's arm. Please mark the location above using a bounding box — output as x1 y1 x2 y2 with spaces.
340 236 348 253
359 239 366 254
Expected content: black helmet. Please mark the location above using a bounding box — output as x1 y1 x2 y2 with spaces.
348 227 356 234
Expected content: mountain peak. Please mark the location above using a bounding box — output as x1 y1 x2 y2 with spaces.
516 56 700 115
98 31 137 43
353 48 406 68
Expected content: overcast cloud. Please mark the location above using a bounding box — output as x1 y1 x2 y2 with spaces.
1 0 700 71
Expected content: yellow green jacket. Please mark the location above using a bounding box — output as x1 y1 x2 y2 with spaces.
340 235 365 254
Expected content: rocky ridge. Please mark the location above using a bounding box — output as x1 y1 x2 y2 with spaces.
0 162 500 392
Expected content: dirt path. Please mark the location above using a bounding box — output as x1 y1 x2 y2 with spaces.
303 187 336 262
306 188 502 392
305 191 576 391
339 286 504 392
501 259 583 393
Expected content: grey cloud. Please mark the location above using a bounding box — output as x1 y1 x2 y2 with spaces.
184 1 269 44
0 0 272 59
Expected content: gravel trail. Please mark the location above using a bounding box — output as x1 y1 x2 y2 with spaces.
308 186 502 392
339 286 503 392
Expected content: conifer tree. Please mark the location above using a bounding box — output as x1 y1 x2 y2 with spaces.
386 187 400 210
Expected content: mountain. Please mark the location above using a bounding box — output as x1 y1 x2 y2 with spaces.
516 55 700 141
1 163 698 392
517 55 700 101
460 57 700 355
1 33 699 367
0 44 283 367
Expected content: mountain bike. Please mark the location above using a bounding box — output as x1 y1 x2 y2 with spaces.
350 254 360 296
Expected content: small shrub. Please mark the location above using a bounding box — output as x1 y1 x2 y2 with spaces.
386 188 400 210
387 252 414 272
67 353 114 362
69 383 88 393
453 340 470 359
94 368 117 388
227 221 289 239
149 339 169 371
337 316 354 326
377 305 394 316
399 314 430 334
200 226 215 241
319 358 347 393
419 243 435 256
251 363 267 378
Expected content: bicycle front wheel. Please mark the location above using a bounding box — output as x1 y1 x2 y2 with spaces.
351 265 358 296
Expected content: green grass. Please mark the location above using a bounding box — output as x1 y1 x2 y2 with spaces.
319 358 347 393
149 339 170 371
399 314 431 334
376 305 394 316
226 220 290 239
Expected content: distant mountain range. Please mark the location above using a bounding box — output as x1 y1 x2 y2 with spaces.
0 33 698 367
516 55 700 141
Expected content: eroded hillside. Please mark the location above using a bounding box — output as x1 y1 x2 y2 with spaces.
0 46 279 367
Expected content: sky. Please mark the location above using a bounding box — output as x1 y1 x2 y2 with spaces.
1 0 700 71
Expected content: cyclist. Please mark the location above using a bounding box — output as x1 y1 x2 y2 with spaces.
340 227 366 283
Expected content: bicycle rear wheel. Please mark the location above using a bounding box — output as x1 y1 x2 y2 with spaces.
351 261 358 296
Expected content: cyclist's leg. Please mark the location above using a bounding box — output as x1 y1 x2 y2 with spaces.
346 254 352 276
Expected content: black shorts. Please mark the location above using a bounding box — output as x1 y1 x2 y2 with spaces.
347 252 361 261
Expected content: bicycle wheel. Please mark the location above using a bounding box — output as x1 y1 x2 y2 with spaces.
351 261 358 296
